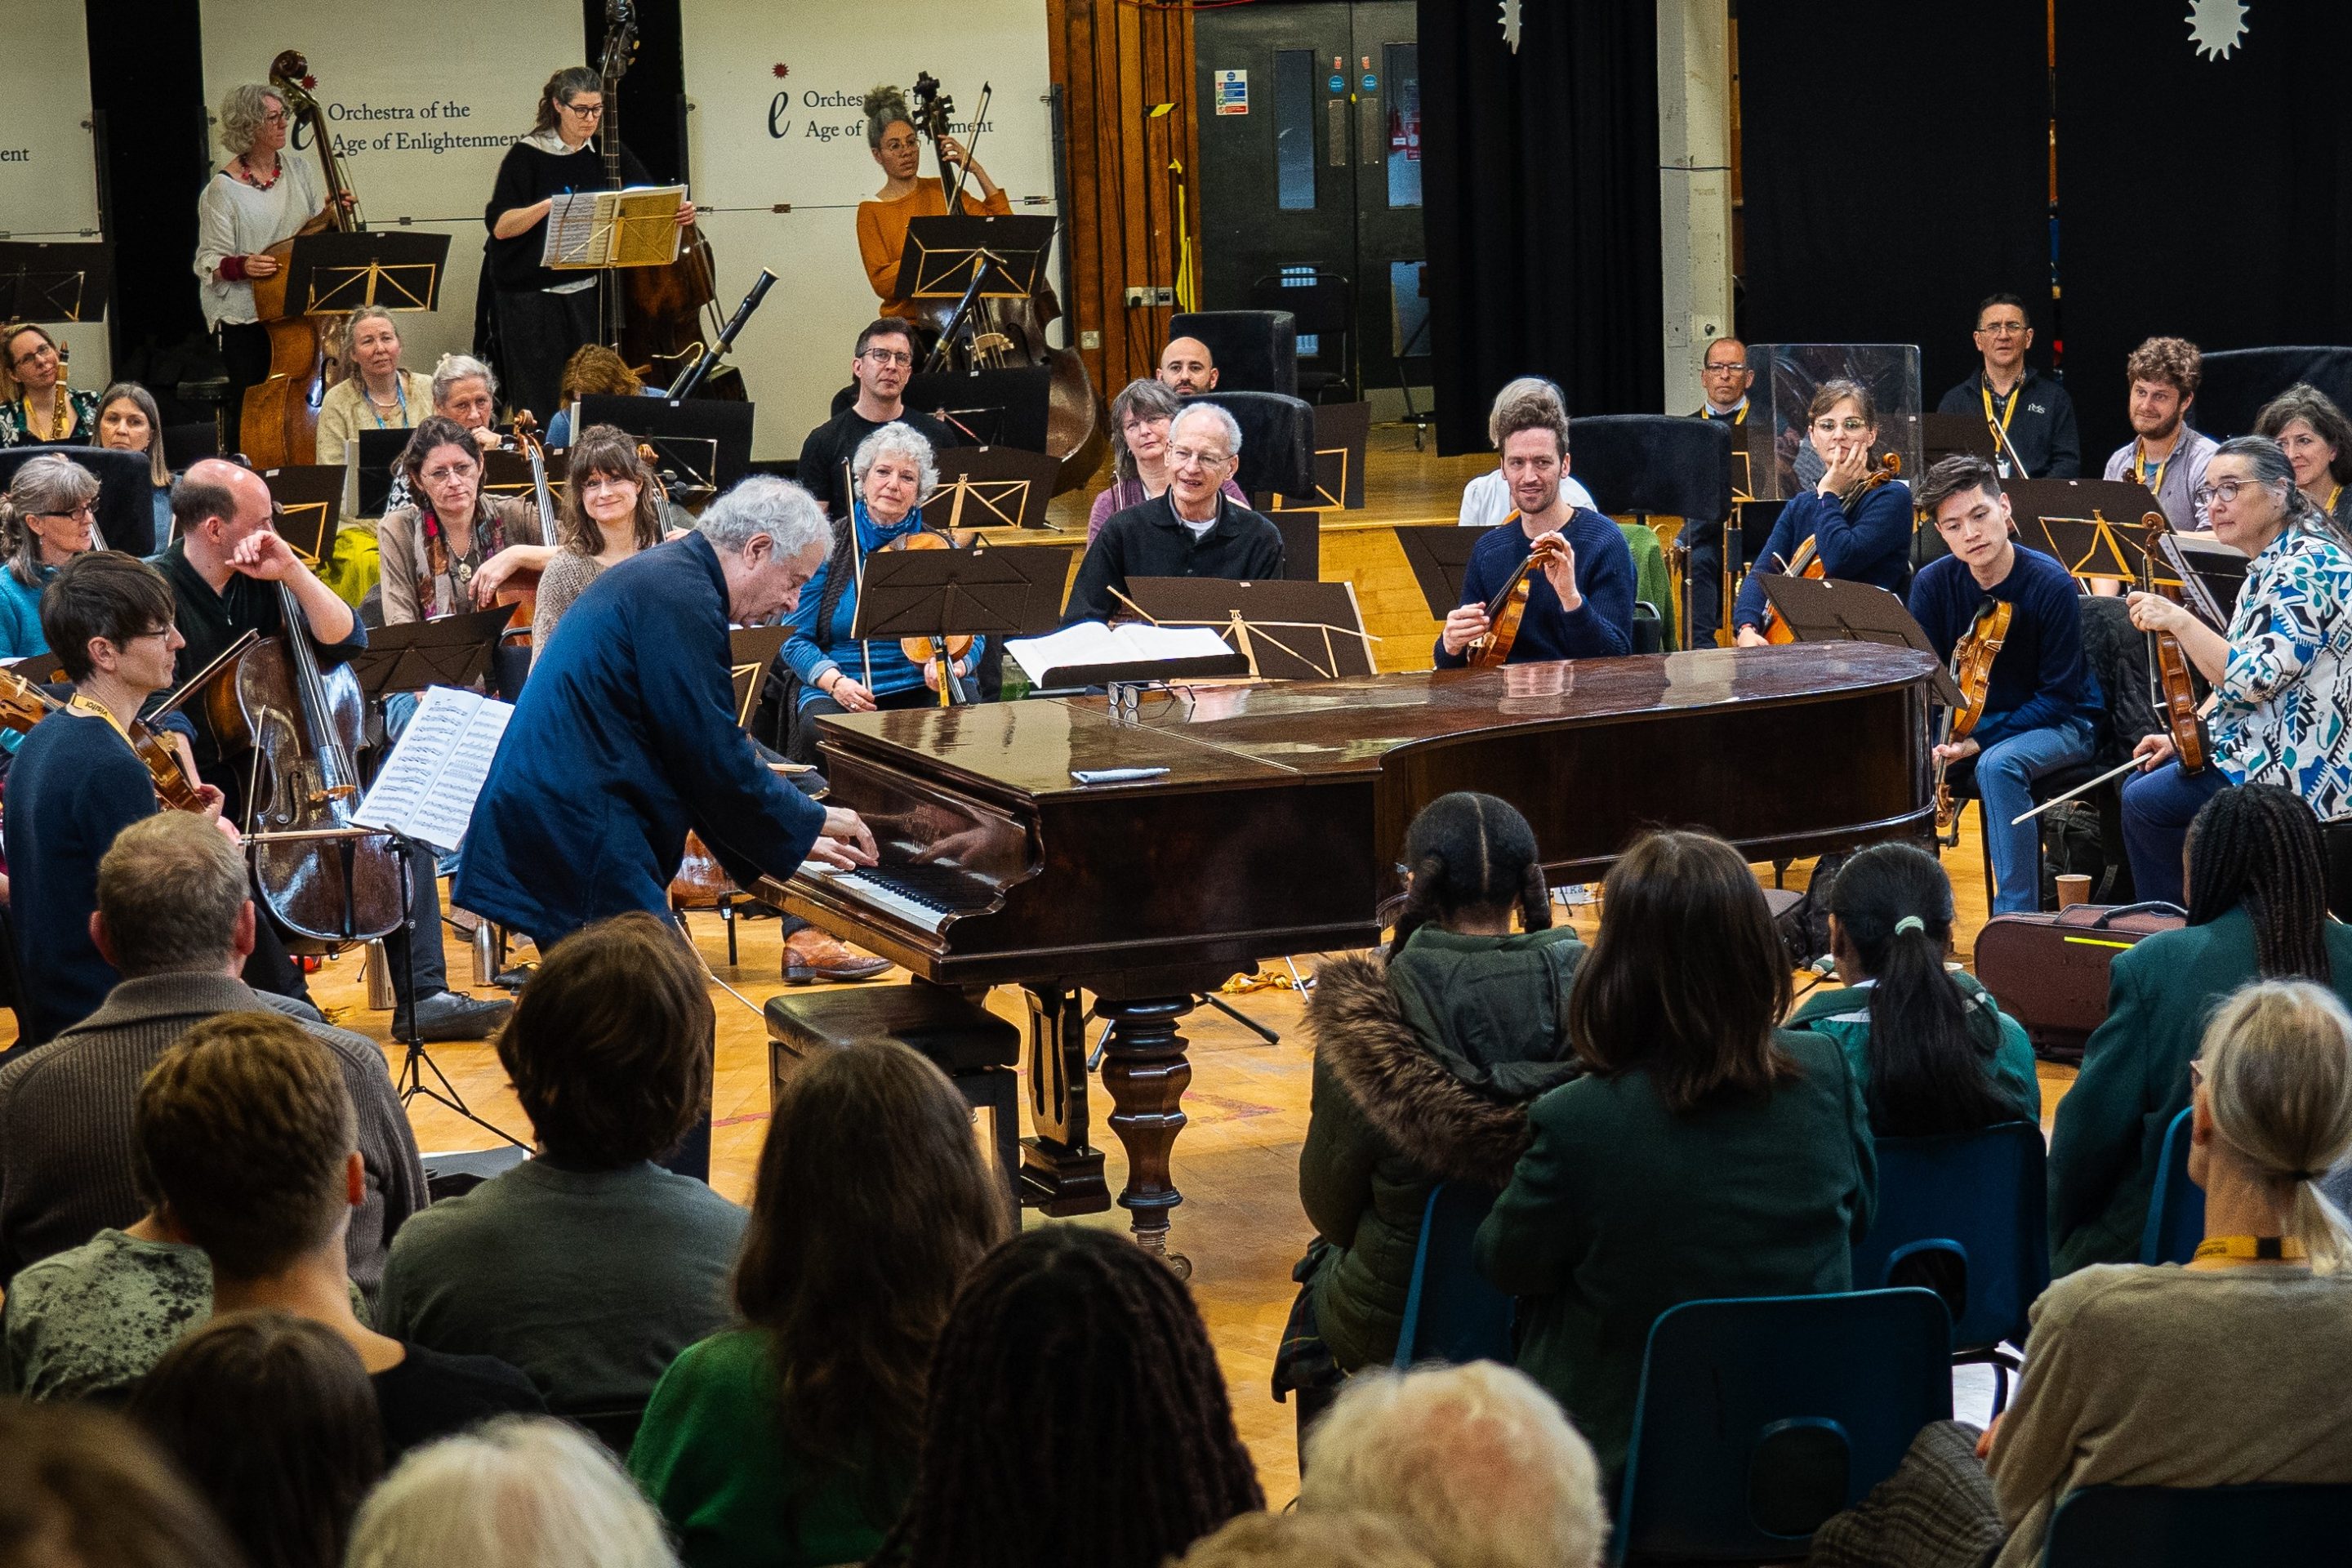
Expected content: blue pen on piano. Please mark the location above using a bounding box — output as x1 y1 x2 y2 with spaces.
1071 767 1169 785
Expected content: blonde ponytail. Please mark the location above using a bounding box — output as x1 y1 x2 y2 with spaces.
2200 980 2352 1273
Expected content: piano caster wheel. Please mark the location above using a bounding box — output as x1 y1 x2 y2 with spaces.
1167 1252 1192 1281
1134 1227 1192 1280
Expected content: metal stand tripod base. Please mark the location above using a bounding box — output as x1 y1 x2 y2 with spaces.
385 838 524 1151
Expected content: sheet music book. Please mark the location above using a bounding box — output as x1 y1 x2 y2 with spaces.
542 186 688 270
351 685 513 853
1005 621 1241 688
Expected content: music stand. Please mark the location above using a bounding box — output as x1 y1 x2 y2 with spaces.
268 231 449 314
577 394 752 489
1922 412 1998 471
920 447 1061 532
729 626 790 728
341 607 513 700
1269 400 1372 513
903 368 1052 455
2005 479 2166 587
262 466 344 568
898 213 1056 373
0 242 113 323
1755 576 1964 706
481 445 567 506
1395 524 1482 617
353 427 412 516
1123 577 1378 682
850 542 1076 648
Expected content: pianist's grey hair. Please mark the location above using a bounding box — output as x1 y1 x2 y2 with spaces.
850 421 938 507
430 354 498 410
1169 400 1244 461
215 84 286 158
697 474 830 562
345 1416 676 1568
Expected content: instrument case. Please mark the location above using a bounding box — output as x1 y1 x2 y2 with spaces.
1972 901 2185 1065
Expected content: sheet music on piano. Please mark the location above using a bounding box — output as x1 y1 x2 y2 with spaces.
352 684 512 853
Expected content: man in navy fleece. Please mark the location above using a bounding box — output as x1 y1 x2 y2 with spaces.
1907 453 2100 915
1436 393 1634 667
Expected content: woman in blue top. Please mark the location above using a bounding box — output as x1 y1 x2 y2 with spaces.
94 382 174 547
0 452 103 661
1732 377 1916 642
783 421 985 764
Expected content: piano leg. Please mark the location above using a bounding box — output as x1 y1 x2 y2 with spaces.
1018 986 1110 1216
1092 993 1196 1278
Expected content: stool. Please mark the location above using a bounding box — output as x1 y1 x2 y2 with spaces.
764 983 1022 1227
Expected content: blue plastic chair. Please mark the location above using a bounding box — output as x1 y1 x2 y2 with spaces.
1612 1289 1953 1565
2043 1482 2352 1566
2138 1106 2204 1265
1392 1181 1513 1368
1849 1120 2048 1413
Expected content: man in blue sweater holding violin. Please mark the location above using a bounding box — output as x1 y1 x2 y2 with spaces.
1436 393 1635 667
1908 453 2100 915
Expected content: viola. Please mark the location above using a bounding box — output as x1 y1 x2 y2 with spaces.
879 530 975 706
0 664 208 813
1931 596 2016 847
1464 519 1569 669
1762 452 1901 645
2140 514 2211 774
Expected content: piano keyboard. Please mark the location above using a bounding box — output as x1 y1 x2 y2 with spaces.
801 862 1000 933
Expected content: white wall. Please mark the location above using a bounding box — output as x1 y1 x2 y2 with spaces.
1656 0 1733 416
0 2 111 387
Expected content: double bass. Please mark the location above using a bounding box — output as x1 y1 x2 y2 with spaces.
242 51 365 469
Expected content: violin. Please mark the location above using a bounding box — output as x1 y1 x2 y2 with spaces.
1932 596 2016 846
1762 452 1900 645
2140 514 2212 774
0 664 208 813
1464 520 1570 669
883 532 974 706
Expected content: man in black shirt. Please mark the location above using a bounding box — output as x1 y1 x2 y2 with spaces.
1067 402 1284 623
1934 292 2082 479
797 318 959 517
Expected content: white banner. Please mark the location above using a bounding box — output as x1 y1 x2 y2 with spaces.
0 2 110 386
679 2 1055 454
198 0 578 382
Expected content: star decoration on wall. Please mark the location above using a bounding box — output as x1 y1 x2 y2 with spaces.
772 63 790 79
1499 0 1521 54
2186 0 2249 60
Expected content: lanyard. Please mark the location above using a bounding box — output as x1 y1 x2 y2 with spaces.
364 380 409 430
65 693 131 742
1981 381 2020 436
2135 441 2170 497
2191 1234 2306 1265
2331 485 2344 516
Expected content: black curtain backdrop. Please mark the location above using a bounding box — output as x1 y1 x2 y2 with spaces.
1419 0 1663 453
1740 0 2047 418
2056 1 2352 460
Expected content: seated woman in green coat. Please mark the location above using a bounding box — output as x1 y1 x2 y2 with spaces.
1787 840 2040 1134
2050 782 2352 1275
1474 829 1878 1481
1279 792 1587 1434
627 1040 1010 1568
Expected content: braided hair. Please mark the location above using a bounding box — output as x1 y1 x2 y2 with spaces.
875 1226 1263 1568
2185 783 2334 983
1388 791 1553 951
1827 842 2022 1135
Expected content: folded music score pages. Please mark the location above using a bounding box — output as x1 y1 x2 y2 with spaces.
352 685 513 853
1005 621 1237 686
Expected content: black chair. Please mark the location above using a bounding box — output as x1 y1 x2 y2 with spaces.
1168 310 1298 396
1248 271 1355 404
0 444 163 557
1269 511 1320 581
1569 416 1734 644
2194 347 2352 441
1196 389 1316 498
2044 1483 2352 1567
568 1405 650 1462
161 421 220 470
1630 601 1664 654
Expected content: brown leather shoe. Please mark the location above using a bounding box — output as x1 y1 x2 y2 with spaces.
782 927 894 985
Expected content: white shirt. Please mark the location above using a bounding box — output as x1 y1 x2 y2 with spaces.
192 158 327 331
1458 466 1599 527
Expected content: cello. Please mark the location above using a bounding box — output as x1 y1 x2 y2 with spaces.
1761 452 1901 644
241 51 365 469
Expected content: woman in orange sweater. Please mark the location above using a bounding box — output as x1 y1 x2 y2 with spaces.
855 85 1010 321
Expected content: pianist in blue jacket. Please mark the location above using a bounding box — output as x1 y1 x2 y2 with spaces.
455 478 877 953
1731 379 1915 640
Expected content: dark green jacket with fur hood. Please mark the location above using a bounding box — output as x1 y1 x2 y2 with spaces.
1298 924 1586 1372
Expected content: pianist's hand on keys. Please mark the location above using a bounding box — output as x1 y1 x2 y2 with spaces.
804 807 879 871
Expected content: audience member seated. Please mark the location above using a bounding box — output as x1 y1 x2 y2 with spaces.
0 323 100 447
2101 335 2216 534
531 425 669 661
94 381 176 545
378 415 548 626
546 344 654 448
2254 381 2352 542
630 1036 1006 1568
1172 1511 1434 1568
0 451 103 662
381 354 510 517
1065 401 1284 625
1435 389 1634 666
1933 293 2082 479
1298 1361 1608 1568
1158 335 1220 396
1089 378 1250 542
0 1200 206 1404
1280 793 1584 1426
0 813 424 1291
796 318 957 519
1786 840 2039 1134
129 1310 385 1568
783 422 985 764
312 305 434 466
379 913 746 1419
135 1009 543 1456
871 1224 1263 1568
348 1415 680 1568
1820 979 2352 1568
0 1399 246 1568
2051 783 2352 1272
1732 378 1915 643
1457 378 1597 528
1474 828 1876 1481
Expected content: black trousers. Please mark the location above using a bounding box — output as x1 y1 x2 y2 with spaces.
494 287 599 425
216 321 274 461
1679 518 1724 646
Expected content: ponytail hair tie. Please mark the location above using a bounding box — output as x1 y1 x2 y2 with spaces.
1894 915 1927 937
2292 1168 2323 1183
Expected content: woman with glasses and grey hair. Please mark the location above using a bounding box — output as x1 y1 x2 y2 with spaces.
2123 434 2352 904
0 452 105 661
1087 379 1251 543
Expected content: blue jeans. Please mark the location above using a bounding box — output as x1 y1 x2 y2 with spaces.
1975 718 2096 915
2122 759 2230 907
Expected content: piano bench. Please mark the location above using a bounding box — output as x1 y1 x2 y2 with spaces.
764 986 1022 1227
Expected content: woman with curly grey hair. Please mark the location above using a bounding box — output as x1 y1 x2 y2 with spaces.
194 81 345 455
856 82 1010 320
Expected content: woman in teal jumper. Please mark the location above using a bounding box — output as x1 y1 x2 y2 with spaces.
0 452 102 662
2050 783 2352 1274
628 1040 1008 1568
1475 829 1877 1481
1279 792 1587 1435
1787 840 2040 1134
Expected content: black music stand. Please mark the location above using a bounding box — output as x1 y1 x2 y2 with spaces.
578 394 751 490
1756 576 1964 706
354 427 412 517
850 542 1076 646
2005 479 2165 587
262 466 344 568
0 243 113 323
1122 577 1378 682
342 607 512 699
920 446 1061 531
481 445 567 501
1922 412 1999 472
729 626 791 728
898 213 1056 373
274 231 449 314
903 368 1052 455
1269 400 1372 513
1395 524 1482 617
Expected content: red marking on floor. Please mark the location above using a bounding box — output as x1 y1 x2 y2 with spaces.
1187 1093 1281 1120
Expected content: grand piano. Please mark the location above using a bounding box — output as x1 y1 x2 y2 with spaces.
767 643 1938 1267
